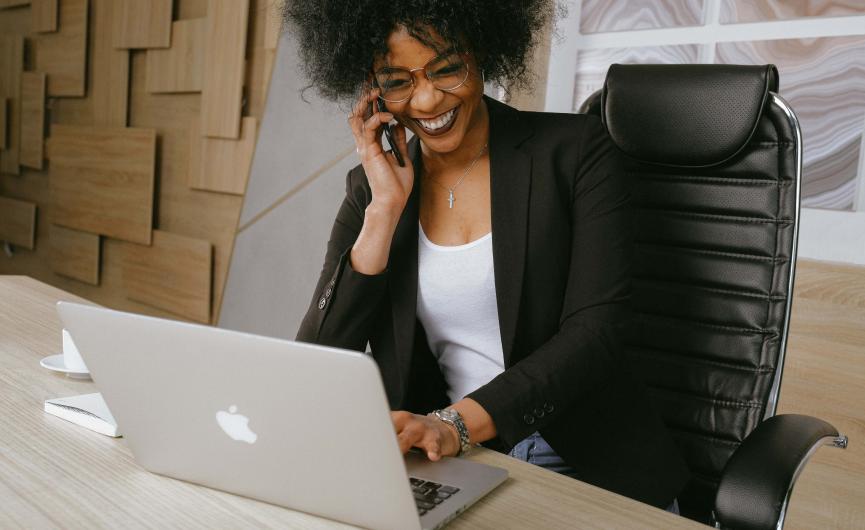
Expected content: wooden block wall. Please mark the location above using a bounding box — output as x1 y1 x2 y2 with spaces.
201 0 249 138
146 18 205 93
122 229 213 323
20 72 45 170
246 46 276 119
82 0 130 127
112 0 172 49
41 0 127 127
188 116 257 194
31 0 57 32
0 35 23 174
0 0 29 8
0 0 279 325
49 124 156 245
50 224 100 285
263 0 281 50
31 0 87 97
0 195 36 249
0 97 6 148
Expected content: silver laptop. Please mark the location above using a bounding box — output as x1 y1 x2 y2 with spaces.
57 302 507 530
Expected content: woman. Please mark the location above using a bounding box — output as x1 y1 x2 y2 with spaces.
287 0 689 512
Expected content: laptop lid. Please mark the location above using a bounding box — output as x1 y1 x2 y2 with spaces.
57 301 422 530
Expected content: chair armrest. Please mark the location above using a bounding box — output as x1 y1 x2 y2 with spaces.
714 414 847 530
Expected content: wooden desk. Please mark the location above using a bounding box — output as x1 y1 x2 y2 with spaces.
0 275 699 529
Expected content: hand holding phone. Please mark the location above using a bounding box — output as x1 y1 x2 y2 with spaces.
377 99 406 167
369 98 406 167
349 87 414 215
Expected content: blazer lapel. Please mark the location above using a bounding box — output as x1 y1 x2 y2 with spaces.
486 96 534 367
388 97 534 398
389 138 423 398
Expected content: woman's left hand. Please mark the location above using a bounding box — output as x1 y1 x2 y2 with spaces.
391 411 460 461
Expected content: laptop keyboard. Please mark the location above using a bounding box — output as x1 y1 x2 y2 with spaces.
409 477 460 516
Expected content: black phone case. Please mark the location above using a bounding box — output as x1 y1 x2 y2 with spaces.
376 99 406 167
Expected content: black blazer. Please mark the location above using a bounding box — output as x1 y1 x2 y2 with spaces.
297 96 690 508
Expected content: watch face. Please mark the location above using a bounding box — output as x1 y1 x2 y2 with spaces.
440 409 459 422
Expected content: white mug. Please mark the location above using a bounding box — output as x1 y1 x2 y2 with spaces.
62 329 88 373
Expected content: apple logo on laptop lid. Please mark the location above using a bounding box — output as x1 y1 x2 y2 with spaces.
216 405 258 444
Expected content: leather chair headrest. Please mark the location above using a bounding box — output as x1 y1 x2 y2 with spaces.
601 64 779 168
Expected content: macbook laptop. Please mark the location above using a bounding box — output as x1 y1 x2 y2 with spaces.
57 302 507 530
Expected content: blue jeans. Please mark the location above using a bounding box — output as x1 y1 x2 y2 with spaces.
508 432 680 515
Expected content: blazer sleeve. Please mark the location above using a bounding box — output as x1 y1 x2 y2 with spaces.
295 167 389 351
466 116 632 449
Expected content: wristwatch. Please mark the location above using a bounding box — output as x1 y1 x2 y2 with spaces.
430 408 472 456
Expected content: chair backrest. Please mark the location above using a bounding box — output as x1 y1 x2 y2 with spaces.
581 64 801 523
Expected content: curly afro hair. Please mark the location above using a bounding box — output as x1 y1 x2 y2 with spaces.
282 0 557 102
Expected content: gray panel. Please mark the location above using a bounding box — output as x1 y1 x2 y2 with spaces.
219 152 358 338
240 31 354 227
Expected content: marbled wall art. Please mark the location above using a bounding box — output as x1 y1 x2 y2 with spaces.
580 0 704 34
716 36 865 210
721 0 865 23
572 45 702 112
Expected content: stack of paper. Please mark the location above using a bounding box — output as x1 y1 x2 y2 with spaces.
44 392 121 437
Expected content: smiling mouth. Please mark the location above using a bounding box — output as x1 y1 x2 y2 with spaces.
413 106 460 136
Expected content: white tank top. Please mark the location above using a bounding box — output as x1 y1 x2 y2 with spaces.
416 223 505 404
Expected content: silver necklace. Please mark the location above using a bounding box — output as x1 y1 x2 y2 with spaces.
429 142 488 209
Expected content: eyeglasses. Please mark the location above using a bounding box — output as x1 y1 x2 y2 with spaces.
373 50 470 103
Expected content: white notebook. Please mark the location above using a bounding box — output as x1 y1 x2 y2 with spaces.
44 392 121 437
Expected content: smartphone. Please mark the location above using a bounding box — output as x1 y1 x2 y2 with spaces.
370 96 405 167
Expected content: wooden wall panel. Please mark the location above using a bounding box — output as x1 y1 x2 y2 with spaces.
0 0 29 7
0 0 275 326
146 18 205 93
0 97 6 149
31 0 58 32
176 0 207 19
32 0 88 97
121 230 212 323
127 50 243 326
47 0 129 128
20 72 46 170
263 0 281 50
189 116 257 195
91 0 130 127
112 0 172 49
0 35 23 174
0 195 36 249
246 47 276 119
50 224 100 285
201 0 249 138
49 125 155 245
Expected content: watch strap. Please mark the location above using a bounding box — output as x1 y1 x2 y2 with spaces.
431 408 471 456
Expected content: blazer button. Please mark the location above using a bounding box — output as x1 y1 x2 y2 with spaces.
523 414 535 425
325 286 333 298
543 403 554 413
533 407 545 418
317 297 326 310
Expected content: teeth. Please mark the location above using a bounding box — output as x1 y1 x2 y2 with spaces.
418 108 456 131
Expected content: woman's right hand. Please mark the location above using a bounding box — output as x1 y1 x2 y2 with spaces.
348 88 414 216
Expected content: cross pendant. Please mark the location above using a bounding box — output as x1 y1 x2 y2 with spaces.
447 190 455 209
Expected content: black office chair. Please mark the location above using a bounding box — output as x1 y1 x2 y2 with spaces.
579 64 848 529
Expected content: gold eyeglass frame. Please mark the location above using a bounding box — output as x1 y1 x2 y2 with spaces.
373 50 471 103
